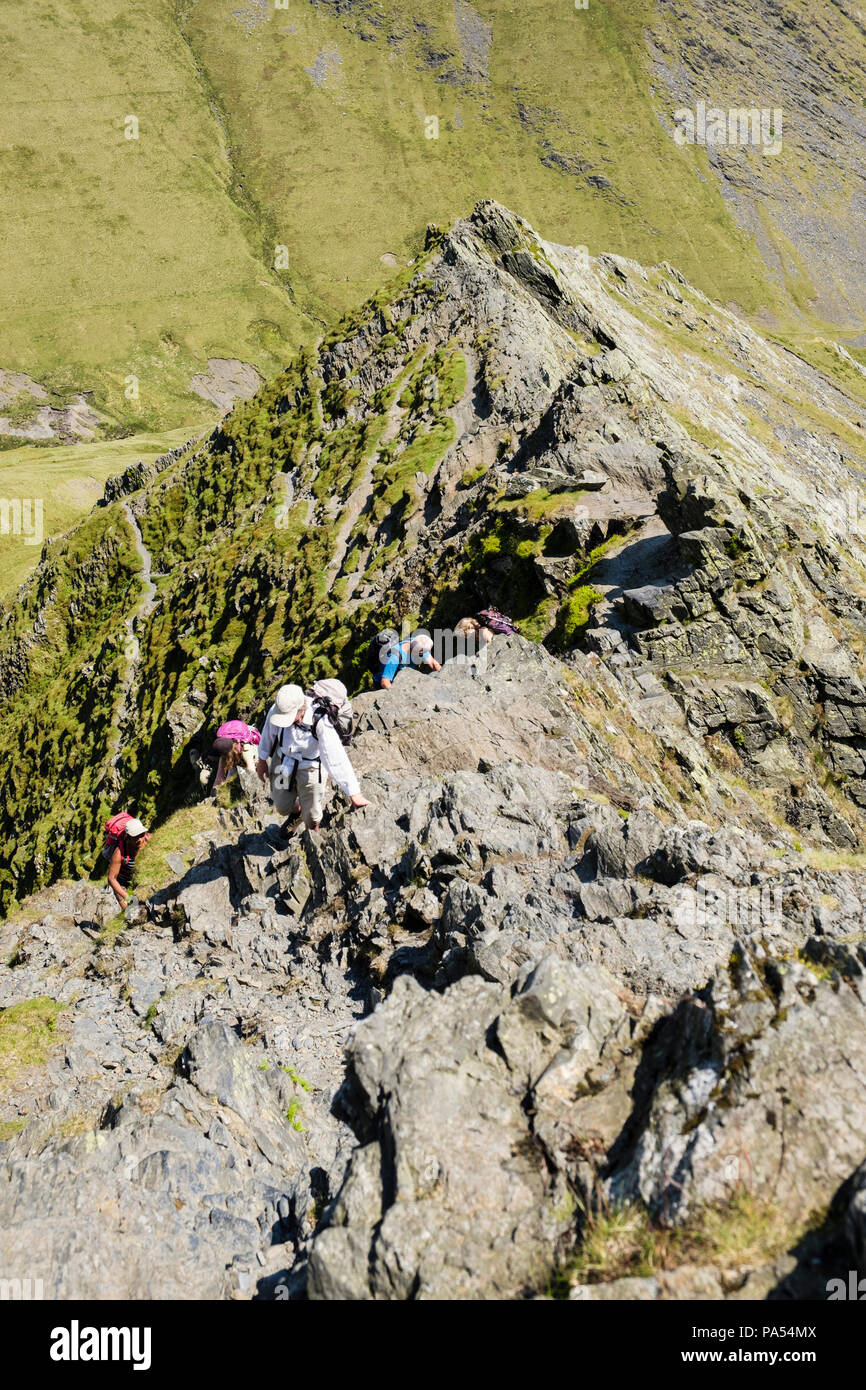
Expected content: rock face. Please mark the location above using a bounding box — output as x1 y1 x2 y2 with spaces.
4 204 866 1299
606 947 866 1222
0 1021 308 1299
189 359 265 414
306 955 631 1300
3 634 866 1300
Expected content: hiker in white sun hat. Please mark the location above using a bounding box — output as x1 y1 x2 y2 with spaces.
256 681 370 837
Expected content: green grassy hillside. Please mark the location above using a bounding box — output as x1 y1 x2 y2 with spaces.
4 0 866 443
0 429 190 595
179 0 780 326
0 0 312 433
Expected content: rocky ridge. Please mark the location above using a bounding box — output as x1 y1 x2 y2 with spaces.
5 202 866 908
2 638 866 1299
4 203 866 1296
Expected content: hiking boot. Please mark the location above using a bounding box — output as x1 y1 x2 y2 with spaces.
276 811 302 842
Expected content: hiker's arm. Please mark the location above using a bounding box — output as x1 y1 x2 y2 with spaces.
318 723 363 800
256 724 276 781
378 650 400 690
107 848 127 909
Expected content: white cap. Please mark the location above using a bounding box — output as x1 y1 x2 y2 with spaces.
125 818 148 837
410 631 434 660
270 683 306 728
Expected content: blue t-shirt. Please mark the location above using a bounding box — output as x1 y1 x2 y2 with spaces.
374 640 432 688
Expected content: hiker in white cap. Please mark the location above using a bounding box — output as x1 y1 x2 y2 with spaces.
256 680 370 836
104 814 151 910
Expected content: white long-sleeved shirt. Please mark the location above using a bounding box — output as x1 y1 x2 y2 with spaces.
259 697 360 798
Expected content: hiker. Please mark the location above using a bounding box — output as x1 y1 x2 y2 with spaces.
370 629 442 690
208 719 261 788
455 616 494 646
256 680 370 834
103 813 151 911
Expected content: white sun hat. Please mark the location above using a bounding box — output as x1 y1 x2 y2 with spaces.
409 631 434 660
270 683 306 728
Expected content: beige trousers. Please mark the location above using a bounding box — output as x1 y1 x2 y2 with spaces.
270 760 329 827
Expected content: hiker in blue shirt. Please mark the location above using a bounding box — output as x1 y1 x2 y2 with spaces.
373 631 442 690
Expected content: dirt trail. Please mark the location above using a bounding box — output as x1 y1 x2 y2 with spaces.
123 502 156 616
107 505 158 785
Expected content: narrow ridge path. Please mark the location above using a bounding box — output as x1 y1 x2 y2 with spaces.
106 504 158 788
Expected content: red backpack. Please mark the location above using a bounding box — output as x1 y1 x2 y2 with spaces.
102 811 134 862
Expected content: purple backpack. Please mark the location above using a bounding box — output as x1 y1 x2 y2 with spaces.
477 607 520 636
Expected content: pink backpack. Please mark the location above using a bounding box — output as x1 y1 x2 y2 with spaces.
102 811 134 861
216 720 261 745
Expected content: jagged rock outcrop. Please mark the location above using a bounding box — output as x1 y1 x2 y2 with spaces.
99 430 219 508
3 635 866 1299
606 947 866 1221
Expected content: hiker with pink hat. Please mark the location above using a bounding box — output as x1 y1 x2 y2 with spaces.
208 718 261 788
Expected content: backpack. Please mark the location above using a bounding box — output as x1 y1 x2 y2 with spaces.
477 606 520 636
306 679 355 747
102 811 133 862
367 629 398 676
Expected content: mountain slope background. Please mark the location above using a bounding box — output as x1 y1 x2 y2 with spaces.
2 0 866 444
